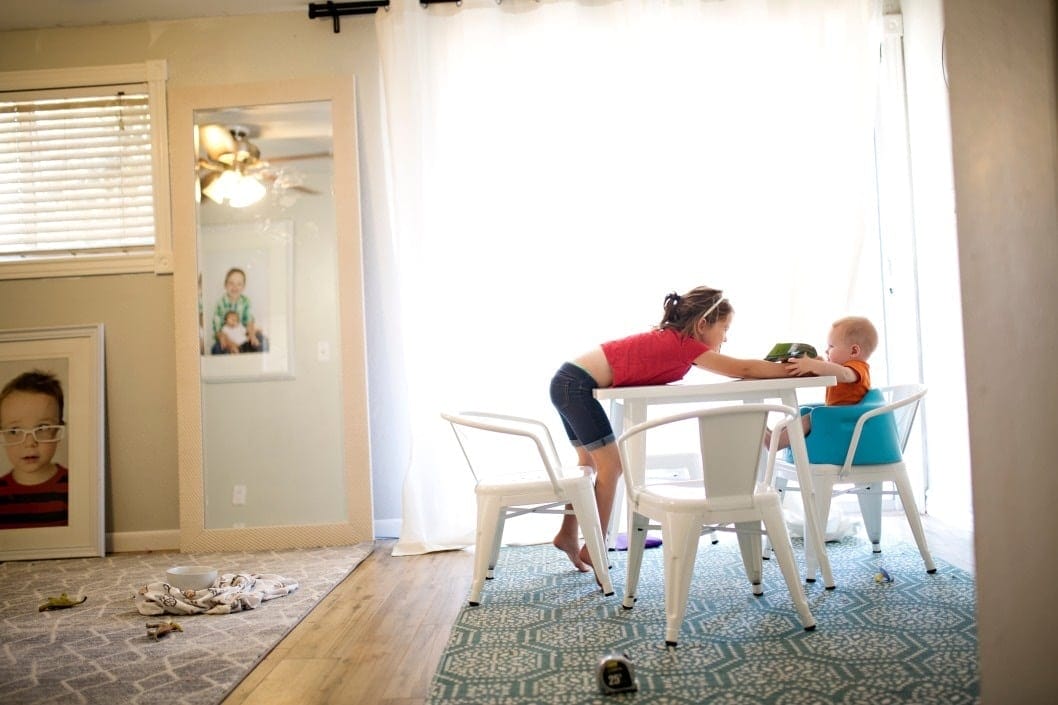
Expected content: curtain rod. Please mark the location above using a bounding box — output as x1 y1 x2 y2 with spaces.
308 1 389 33
309 0 522 33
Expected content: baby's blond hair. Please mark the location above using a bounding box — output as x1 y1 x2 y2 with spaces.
832 316 878 358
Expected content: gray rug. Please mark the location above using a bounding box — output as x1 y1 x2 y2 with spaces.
429 537 979 704
0 543 373 705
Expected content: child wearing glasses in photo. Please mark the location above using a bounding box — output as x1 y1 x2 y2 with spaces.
550 286 796 571
0 370 68 529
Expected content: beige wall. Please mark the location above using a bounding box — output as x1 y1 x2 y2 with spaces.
0 12 388 543
943 0 1058 701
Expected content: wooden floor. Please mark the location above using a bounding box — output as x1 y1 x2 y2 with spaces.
222 513 973 705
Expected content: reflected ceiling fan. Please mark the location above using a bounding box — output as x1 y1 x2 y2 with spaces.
195 124 329 208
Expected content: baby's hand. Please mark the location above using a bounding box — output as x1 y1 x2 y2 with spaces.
784 357 817 376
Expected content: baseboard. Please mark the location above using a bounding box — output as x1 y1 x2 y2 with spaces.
108 522 399 552
107 529 180 553
374 517 401 539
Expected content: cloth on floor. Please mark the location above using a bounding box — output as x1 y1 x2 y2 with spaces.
136 573 299 616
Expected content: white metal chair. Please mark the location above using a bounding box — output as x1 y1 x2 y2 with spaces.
618 403 816 647
772 384 936 573
441 411 615 605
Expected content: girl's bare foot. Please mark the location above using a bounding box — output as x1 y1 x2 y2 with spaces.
578 544 594 568
553 536 590 572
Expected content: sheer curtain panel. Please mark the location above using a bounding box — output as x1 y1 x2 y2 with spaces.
376 0 884 555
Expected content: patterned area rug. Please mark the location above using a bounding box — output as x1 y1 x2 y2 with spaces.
0 543 373 705
429 537 979 704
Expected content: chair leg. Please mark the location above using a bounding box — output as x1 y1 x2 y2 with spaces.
735 521 764 595
622 512 650 609
487 513 506 578
662 514 702 647
761 500 816 631
893 470 937 573
569 483 614 596
805 476 836 584
470 495 504 605
856 482 883 552
763 476 790 558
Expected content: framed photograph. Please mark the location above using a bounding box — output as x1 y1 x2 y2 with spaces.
0 324 105 560
199 220 294 383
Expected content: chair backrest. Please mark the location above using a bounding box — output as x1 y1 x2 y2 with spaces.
440 411 565 494
877 384 927 453
617 404 798 503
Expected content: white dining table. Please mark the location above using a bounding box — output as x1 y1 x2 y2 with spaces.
595 375 837 587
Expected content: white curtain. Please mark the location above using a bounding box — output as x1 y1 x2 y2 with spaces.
376 0 884 555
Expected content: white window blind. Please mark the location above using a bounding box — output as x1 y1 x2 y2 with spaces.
0 83 155 261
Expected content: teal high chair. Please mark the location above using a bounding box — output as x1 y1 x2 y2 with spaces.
771 384 936 573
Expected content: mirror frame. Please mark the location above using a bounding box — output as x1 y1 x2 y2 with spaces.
170 77 372 551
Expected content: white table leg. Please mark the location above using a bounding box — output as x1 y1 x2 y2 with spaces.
606 399 625 549
609 400 647 549
780 390 835 588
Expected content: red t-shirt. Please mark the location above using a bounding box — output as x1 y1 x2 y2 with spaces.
601 328 710 387
0 464 69 529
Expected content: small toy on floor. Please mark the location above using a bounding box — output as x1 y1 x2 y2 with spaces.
874 568 893 584
38 593 87 612
146 620 183 639
612 533 662 551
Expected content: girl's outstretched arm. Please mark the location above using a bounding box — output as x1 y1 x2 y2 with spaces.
693 350 791 379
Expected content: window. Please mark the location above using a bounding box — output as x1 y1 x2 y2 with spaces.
0 61 171 279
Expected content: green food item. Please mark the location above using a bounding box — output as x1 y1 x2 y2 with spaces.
765 342 818 362
38 593 88 611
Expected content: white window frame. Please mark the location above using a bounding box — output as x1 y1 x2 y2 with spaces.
0 60 172 279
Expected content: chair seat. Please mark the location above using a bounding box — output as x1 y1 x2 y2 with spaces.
632 482 761 514
476 466 591 495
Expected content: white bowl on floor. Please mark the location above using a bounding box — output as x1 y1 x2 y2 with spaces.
166 565 218 591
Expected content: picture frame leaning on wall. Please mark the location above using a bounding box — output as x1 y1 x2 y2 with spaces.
0 324 105 560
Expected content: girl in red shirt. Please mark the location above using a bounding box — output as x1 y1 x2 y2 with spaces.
549 286 794 570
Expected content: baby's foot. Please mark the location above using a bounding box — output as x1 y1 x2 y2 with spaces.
553 536 590 572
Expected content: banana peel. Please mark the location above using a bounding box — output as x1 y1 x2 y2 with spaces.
38 593 87 612
146 620 183 639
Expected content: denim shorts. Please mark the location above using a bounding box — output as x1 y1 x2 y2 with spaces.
549 362 615 451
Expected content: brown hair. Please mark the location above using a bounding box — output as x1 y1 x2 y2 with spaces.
833 316 878 358
0 370 65 423
658 286 732 337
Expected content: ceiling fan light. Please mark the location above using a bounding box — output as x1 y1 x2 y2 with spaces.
201 170 236 204
228 174 267 208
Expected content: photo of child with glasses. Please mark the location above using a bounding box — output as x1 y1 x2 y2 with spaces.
0 370 68 529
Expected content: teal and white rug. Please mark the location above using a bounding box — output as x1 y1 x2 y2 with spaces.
429 537 979 704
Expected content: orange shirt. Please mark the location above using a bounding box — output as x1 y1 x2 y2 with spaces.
825 360 871 405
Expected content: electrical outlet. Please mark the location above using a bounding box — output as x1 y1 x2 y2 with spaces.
232 484 247 505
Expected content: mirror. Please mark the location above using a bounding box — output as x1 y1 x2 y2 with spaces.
171 78 372 551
